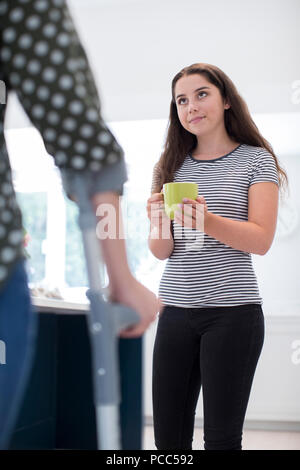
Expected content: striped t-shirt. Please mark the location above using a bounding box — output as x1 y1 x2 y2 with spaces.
151 143 279 308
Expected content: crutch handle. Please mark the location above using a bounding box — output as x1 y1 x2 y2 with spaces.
110 303 140 335
86 289 140 336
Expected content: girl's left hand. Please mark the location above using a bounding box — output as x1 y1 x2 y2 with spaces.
174 196 208 230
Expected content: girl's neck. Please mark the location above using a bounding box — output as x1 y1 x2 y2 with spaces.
192 138 239 158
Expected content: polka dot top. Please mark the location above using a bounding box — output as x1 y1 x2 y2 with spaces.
0 0 128 291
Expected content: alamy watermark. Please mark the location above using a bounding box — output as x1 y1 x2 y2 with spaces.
0 80 6 105
291 339 300 366
291 80 300 105
0 340 6 365
95 200 205 252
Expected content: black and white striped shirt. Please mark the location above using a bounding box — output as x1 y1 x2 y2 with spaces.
151 143 279 308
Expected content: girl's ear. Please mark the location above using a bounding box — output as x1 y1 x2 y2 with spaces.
224 100 231 110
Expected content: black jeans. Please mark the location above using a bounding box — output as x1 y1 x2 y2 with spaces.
152 304 264 450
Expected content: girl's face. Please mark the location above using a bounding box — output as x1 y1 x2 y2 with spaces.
174 73 230 137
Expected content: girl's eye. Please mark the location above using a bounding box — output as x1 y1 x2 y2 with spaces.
177 92 207 105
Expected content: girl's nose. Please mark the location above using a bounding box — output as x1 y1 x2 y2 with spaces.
188 100 199 113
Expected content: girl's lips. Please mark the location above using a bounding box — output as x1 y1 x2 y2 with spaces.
190 117 205 124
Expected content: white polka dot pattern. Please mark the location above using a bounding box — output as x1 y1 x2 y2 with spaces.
0 0 126 291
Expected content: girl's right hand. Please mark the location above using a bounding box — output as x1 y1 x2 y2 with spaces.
146 191 169 228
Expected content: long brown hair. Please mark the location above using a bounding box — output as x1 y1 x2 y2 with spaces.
153 63 288 199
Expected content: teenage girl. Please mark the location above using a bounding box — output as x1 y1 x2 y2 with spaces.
146 63 288 450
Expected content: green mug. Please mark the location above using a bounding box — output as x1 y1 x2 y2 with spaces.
163 182 198 220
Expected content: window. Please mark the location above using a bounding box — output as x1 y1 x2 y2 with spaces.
6 119 168 299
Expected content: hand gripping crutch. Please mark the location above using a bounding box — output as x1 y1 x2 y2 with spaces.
69 173 140 450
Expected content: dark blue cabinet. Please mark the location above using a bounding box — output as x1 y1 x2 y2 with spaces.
8 311 142 450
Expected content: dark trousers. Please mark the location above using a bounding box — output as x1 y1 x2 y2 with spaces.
152 304 264 450
0 260 38 450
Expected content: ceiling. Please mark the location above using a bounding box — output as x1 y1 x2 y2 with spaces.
5 0 300 126
67 0 300 121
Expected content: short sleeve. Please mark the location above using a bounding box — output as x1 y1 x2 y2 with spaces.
249 149 279 187
61 156 128 199
150 162 161 194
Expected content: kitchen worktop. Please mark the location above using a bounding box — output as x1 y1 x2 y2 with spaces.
31 296 89 314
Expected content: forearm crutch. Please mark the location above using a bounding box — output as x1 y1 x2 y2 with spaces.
69 173 139 450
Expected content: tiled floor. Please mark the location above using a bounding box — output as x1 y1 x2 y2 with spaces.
143 425 300 450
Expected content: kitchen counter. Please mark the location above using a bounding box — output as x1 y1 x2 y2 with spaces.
31 296 89 314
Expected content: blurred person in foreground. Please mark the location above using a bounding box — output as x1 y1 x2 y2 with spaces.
0 0 161 449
